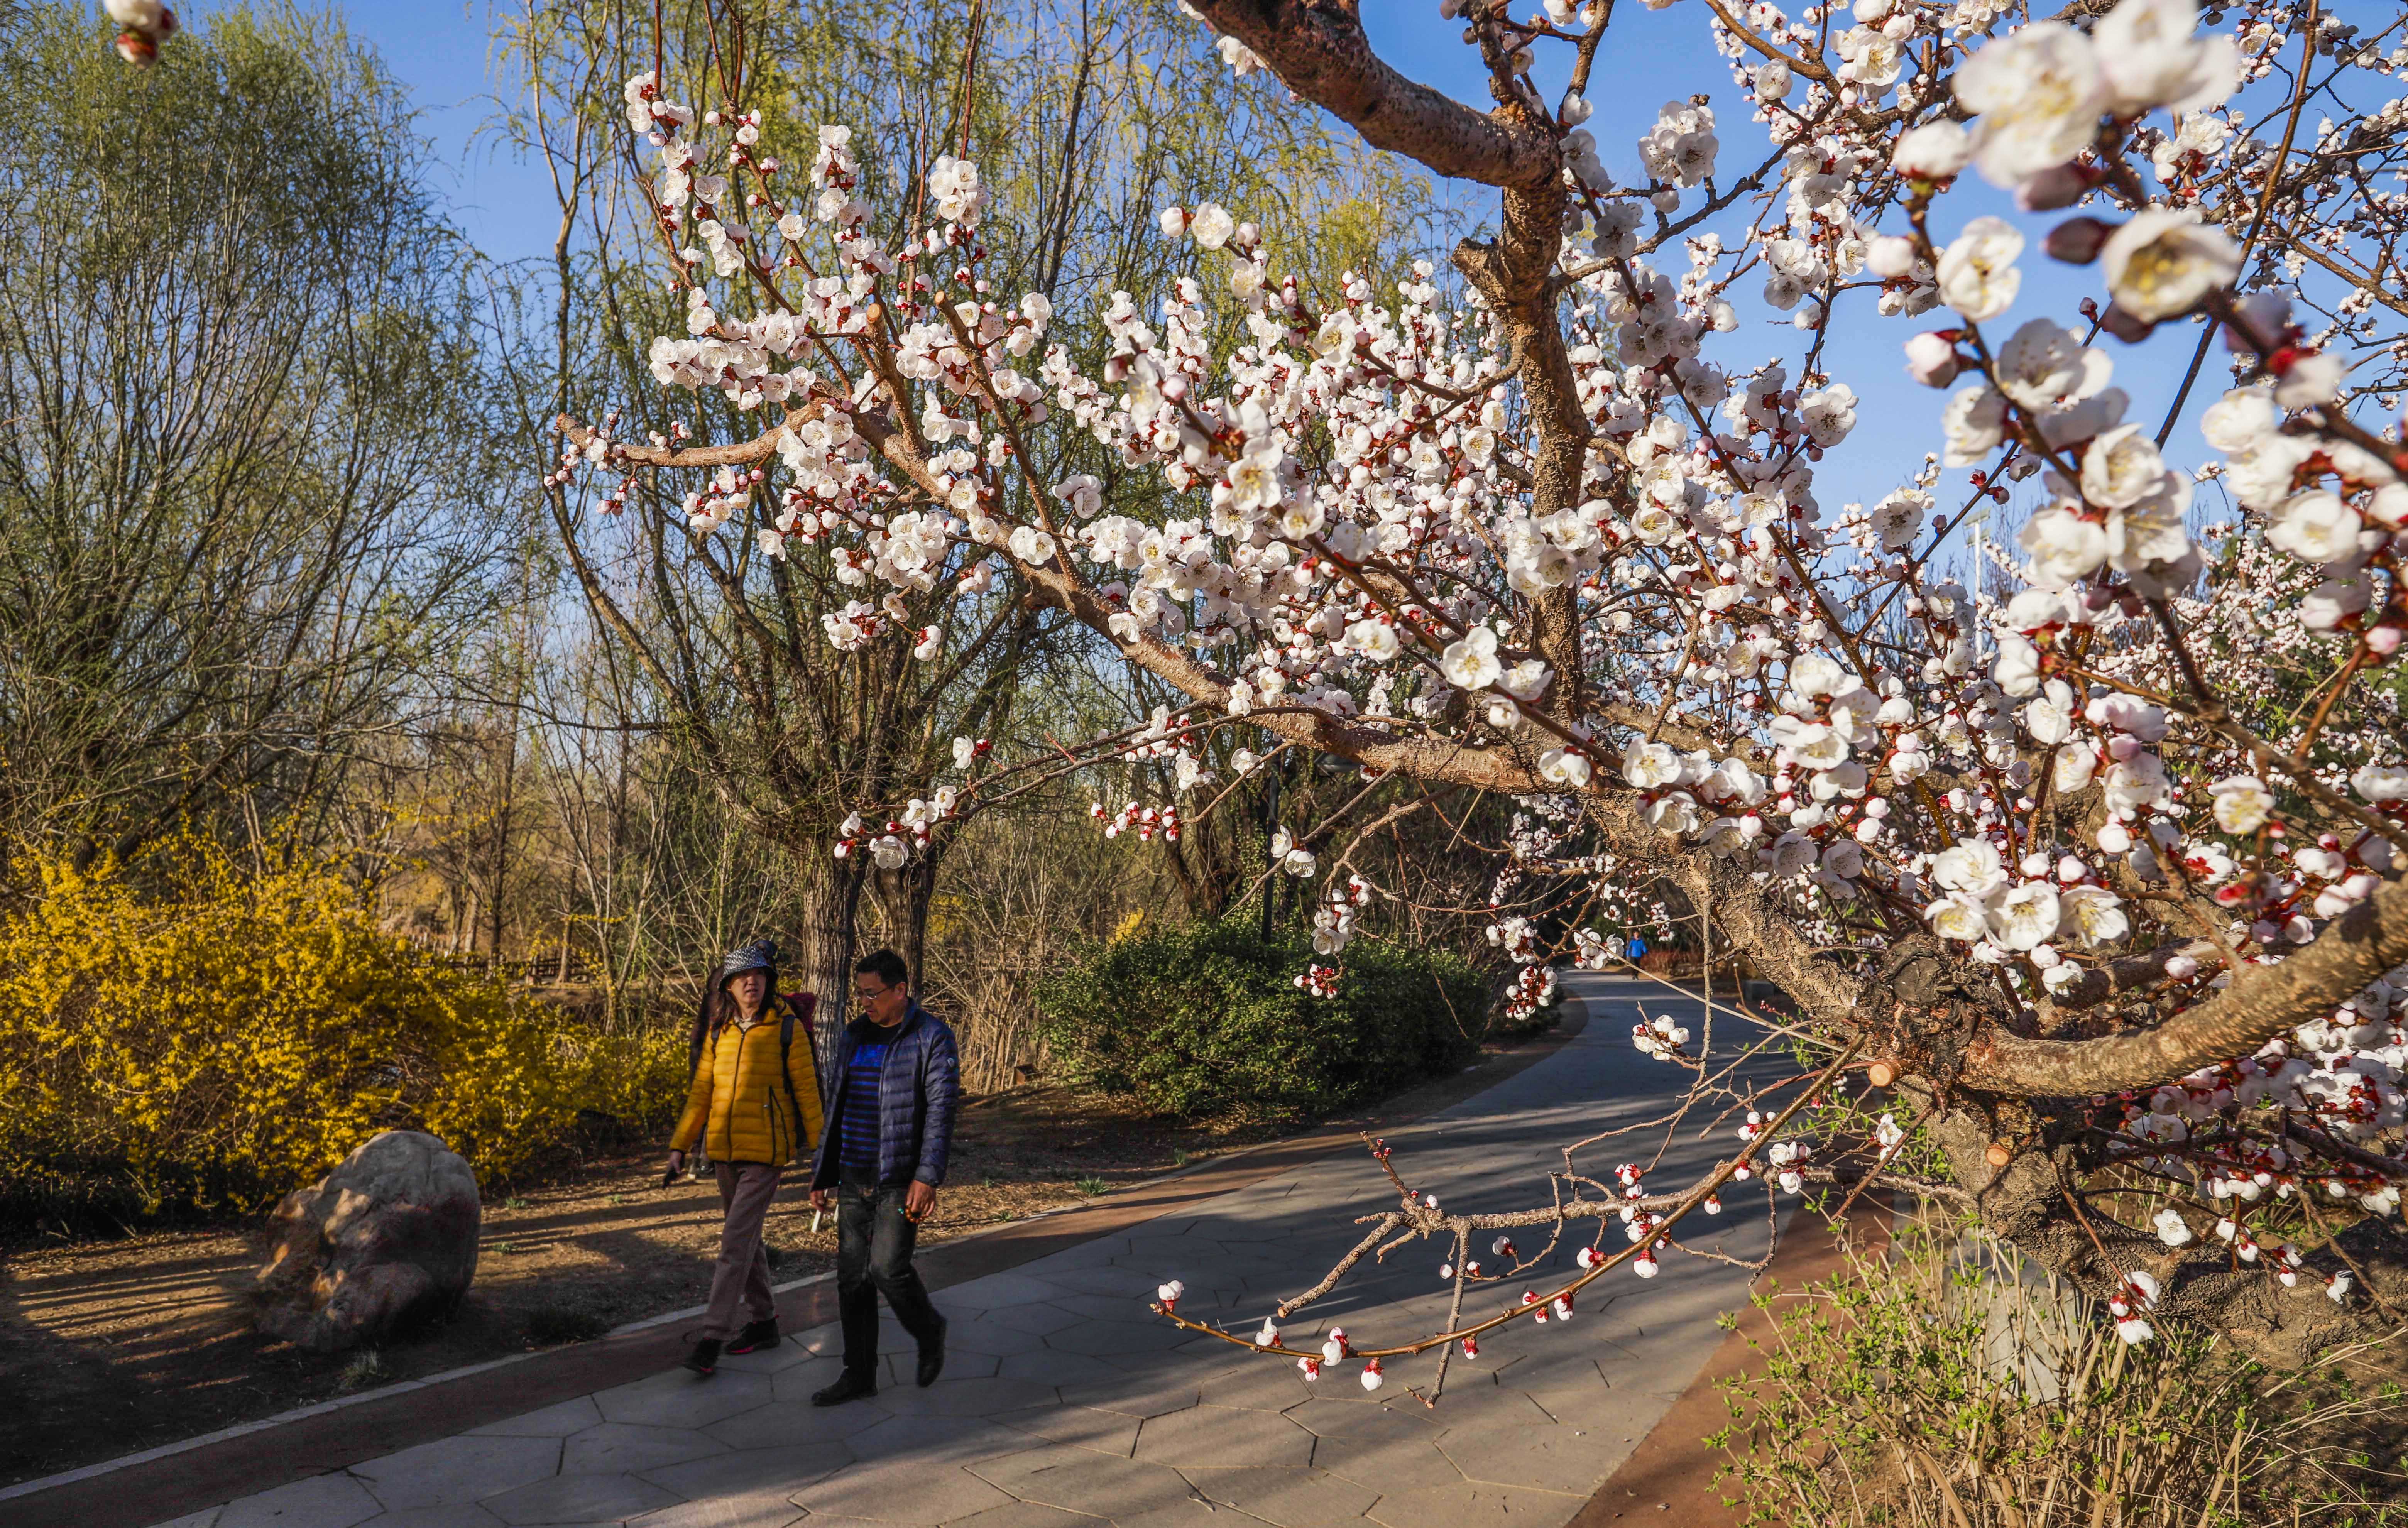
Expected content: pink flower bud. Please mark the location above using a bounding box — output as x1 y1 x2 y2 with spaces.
2099 303 2156 343
1903 332 1960 388
1865 235 1918 279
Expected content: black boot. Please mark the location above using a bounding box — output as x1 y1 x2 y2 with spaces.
681 1338 722 1376
726 1318 780 1355
812 1371 878 1406
916 1316 948 1388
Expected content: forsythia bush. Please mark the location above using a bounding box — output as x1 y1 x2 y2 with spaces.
0 836 685 1214
1035 918 1483 1122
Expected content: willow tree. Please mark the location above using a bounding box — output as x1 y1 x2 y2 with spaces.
502 0 1437 1020
0 3 514 872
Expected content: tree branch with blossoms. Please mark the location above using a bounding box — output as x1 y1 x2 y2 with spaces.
564 0 2408 1372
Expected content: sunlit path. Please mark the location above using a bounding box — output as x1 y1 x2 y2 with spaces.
155 975 1781 1528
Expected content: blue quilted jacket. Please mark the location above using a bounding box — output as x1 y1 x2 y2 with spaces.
809 1001 962 1190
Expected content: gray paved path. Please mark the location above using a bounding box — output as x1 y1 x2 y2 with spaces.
155 974 1776 1528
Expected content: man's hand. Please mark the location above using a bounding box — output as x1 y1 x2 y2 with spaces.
809 1188 831 1212
661 1149 686 1188
903 1180 937 1222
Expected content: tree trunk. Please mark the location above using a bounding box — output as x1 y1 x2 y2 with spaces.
790 844 869 1075
870 844 942 992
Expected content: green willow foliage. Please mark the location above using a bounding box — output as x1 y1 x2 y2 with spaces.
0 3 519 864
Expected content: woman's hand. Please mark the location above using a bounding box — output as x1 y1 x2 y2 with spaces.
663 1149 686 1183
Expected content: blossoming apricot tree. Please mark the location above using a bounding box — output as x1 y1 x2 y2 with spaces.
557 0 2408 1372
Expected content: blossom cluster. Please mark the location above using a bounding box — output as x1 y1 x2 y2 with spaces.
582 0 2408 1361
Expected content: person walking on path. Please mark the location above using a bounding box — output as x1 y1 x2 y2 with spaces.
665 938 823 1376
805 947 960 1406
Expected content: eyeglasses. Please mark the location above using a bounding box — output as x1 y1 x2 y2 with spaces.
852 982 898 1002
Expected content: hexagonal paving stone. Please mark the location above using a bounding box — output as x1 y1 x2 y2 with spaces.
994 1348 1121 1387
932 1274 1072 1311
1303 1425 1463 1493
989 1402 1141 1457
867 1375 1060 1418
1134 1404 1315 1469
1040 1265 1166 1299
1184 1464 1383 1528
594 1369 773 1429
839 1413 1039 1466
940 1504 1101 1528
1053 1373 1199 1418
980 1302 1087 1337
482 1471 681 1526
470 1397 604 1439
1418 1385 1557 1431
1364 1478 1584 1528
352 1435 563 1511
707 1398 888 1450
1438 1420 1617 1495
1194 1359 1321 1412
1043 1285 1175 1318
790 1460 1017 1525
561 1423 727 1476
1108 1502 1234 1528
967 1444 1202 1519
639 1441 852 1500
625 1493 802 1528
1042 1318 1187 1357
1283 1399 1447 1440
217 1472 382 1528
1520 1383 1634 1432
349 1505 507 1528
940 1319 1052 1358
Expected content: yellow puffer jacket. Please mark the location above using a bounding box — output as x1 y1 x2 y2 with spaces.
670 997 824 1166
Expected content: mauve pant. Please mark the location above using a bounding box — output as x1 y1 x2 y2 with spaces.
702 1161 782 1340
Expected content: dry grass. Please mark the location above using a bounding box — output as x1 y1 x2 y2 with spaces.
1711 1206 2408 1527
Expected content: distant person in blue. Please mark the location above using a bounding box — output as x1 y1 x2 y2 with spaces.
1627 934 1648 961
805 947 961 1406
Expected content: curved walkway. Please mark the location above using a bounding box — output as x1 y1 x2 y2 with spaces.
147 974 1764 1528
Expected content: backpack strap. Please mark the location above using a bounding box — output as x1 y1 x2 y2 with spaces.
780 991 820 1139
779 990 817 1061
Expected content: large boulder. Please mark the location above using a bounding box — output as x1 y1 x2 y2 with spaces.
255 1129 480 1352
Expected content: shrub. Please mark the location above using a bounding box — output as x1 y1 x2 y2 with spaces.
1034 918 1483 1122
0 835 685 1219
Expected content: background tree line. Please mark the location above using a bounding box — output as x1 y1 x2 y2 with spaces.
0 0 1534 1172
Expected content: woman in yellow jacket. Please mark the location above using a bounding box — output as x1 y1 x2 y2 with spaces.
665 938 823 1374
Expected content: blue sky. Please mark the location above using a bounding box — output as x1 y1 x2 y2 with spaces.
164 0 2241 566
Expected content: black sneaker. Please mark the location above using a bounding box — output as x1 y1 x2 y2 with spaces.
725 1318 780 1355
812 1371 877 1407
681 1338 722 1376
916 1317 948 1388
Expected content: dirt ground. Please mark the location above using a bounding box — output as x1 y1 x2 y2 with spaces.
0 1083 1298 1488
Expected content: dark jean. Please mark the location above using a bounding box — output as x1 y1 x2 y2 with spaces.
836 1165 944 1381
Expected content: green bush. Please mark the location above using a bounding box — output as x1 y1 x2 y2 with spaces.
1034 918 1485 1122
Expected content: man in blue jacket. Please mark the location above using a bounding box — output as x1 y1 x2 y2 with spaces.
806 947 961 1405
